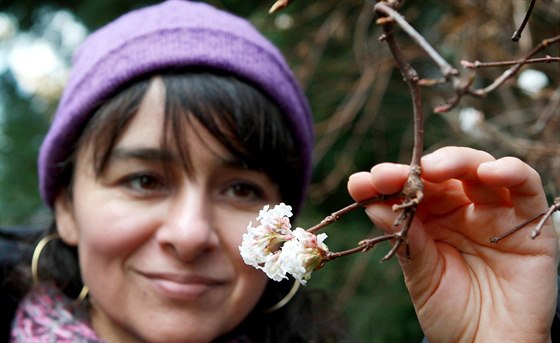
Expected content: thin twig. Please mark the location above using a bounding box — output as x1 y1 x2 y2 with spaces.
325 233 397 261
374 2 459 79
489 211 546 243
307 192 402 234
375 3 425 185
436 35 560 113
490 197 560 242
461 56 560 69
511 0 536 42
268 0 294 14
472 35 560 96
373 2 559 114
531 197 560 239
371 1 427 261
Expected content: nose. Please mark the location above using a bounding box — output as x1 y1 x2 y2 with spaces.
156 187 219 262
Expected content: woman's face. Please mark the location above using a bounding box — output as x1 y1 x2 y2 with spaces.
55 79 275 342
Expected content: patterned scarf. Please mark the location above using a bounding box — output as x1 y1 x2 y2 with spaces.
10 284 101 342
11 284 253 343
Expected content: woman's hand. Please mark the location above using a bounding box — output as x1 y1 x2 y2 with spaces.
347 146 558 342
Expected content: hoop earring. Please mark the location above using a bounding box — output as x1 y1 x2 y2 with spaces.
75 285 89 304
32 233 89 303
263 280 300 313
31 233 59 285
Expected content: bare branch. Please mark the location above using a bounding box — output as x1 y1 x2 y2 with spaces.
325 233 397 261
471 35 560 96
437 35 559 113
346 1 430 261
268 0 558 267
374 2 459 80
307 192 402 234
490 197 560 243
369 2 559 114
511 0 536 42
268 0 294 14
531 197 560 239
489 212 546 243
461 56 560 69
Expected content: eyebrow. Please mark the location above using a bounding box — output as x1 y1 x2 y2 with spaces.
216 150 264 172
109 147 260 172
109 147 177 163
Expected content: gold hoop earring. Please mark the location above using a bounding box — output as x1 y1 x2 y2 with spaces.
31 233 59 285
31 233 89 303
75 285 89 304
263 280 300 313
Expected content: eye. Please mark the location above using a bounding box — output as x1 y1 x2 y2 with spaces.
223 182 264 202
122 173 167 195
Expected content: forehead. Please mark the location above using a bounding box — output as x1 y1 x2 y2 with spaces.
112 78 233 165
115 78 165 148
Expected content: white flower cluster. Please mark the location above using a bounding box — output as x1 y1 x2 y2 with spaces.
239 203 329 285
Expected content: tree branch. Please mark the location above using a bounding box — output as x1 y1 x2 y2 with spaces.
511 0 536 42
461 56 559 69
307 192 402 234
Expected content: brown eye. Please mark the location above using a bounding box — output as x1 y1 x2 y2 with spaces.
124 173 166 194
225 182 264 202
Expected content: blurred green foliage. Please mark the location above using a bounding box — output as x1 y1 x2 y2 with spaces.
2 0 558 341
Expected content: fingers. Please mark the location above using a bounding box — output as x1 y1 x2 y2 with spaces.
348 165 408 233
421 147 509 205
348 146 548 218
347 160 471 219
421 147 495 183
421 147 547 214
478 157 547 216
347 164 409 201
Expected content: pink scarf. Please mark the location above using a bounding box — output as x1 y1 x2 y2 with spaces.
11 285 252 342
10 285 101 342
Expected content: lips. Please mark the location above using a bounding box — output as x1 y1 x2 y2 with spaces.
138 271 225 300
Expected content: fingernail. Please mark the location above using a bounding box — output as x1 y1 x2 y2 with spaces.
364 205 395 228
479 160 499 171
422 152 441 163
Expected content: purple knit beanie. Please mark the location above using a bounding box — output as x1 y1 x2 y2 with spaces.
38 0 313 212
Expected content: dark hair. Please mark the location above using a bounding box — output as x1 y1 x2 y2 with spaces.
8 71 349 342
62 71 303 207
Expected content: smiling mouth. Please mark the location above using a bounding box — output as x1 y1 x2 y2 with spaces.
139 272 224 301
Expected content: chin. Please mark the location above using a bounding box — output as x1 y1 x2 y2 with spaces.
136 329 221 343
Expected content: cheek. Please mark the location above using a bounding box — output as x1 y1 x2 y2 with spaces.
237 262 268 299
227 256 268 329
73 201 158 279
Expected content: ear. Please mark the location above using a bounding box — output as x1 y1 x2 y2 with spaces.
54 191 80 246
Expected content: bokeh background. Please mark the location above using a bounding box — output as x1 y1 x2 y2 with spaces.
1 0 559 341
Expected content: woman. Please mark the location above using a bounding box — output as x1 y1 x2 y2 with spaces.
5 1 558 342
9 1 346 342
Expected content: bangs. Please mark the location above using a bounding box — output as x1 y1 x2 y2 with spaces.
162 73 287 172
77 71 301 206
161 72 300 205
